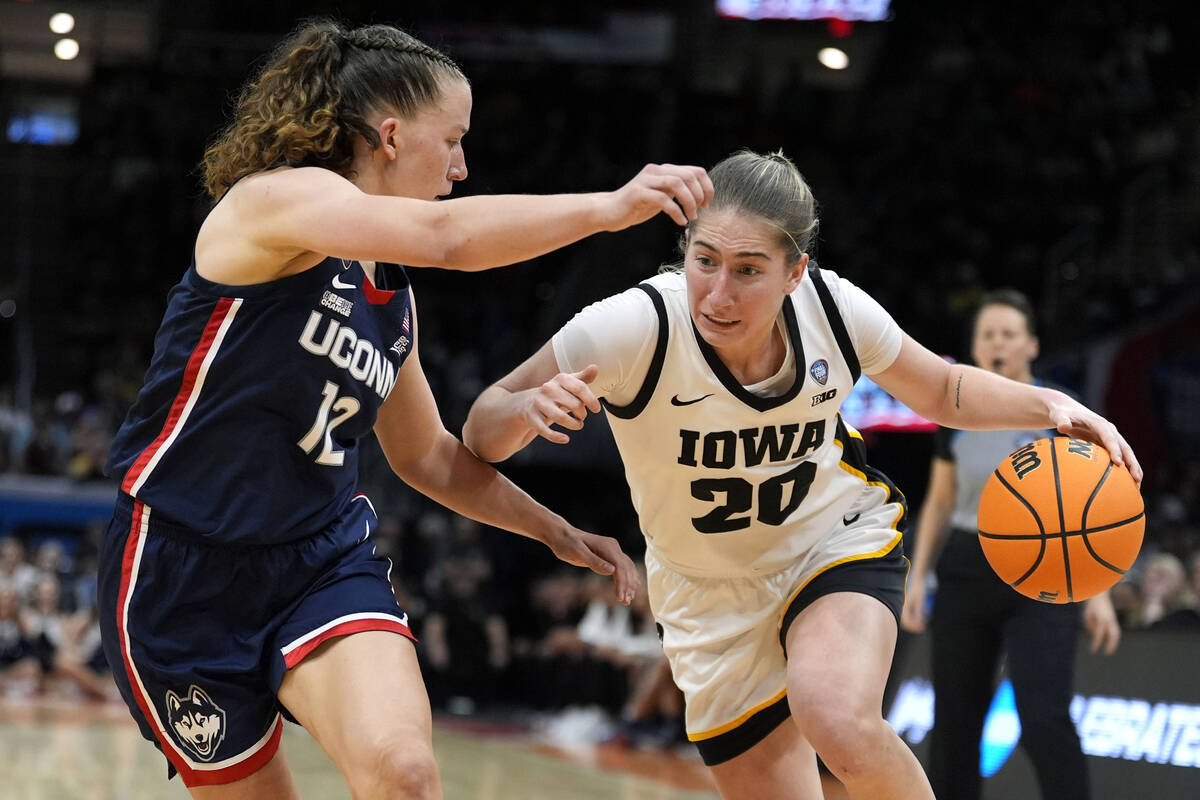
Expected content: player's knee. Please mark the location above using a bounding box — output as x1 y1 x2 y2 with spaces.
349 734 440 799
788 691 880 778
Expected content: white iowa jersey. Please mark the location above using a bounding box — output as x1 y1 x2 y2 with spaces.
562 266 905 578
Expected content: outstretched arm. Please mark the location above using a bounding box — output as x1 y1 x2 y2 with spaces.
463 341 601 463
872 335 1142 484
377 335 636 605
204 163 713 283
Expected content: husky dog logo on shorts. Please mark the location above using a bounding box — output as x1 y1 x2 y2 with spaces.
166 685 226 761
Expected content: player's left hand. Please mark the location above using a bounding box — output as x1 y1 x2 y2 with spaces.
1047 399 1143 486
544 524 640 606
1083 590 1121 655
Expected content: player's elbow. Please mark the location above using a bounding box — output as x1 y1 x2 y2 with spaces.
461 421 508 463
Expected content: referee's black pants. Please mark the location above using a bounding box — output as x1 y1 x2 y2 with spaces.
929 531 1089 800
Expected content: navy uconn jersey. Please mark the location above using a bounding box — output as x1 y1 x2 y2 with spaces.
106 257 415 544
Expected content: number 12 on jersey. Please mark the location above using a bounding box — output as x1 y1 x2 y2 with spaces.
299 380 361 466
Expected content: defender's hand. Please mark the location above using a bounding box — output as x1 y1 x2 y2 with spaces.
601 164 713 229
544 525 640 606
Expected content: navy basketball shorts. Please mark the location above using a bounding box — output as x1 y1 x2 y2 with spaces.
97 491 413 787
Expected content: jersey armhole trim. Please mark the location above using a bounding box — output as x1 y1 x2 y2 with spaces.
600 283 668 420
808 264 861 384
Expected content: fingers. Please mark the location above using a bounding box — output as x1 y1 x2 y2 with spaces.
1055 410 1143 487
1102 622 1120 655
583 534 640 606
626 164 712 227
1089 618 1120 655
1119 436 1143 486
528 372 601 444
656 164 712 222
568 366 602 414
899 602 926 634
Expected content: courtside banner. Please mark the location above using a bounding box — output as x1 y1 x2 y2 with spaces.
887 630 1200 800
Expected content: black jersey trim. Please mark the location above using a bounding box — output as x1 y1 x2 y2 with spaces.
375 262 411 294
600 283 668 420
808 264 861 384
378 263 415 353
691 290 807 413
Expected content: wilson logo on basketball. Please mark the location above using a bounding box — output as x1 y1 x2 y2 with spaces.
1008 442 1042 479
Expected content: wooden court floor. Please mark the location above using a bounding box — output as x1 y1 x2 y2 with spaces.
0 695 849 799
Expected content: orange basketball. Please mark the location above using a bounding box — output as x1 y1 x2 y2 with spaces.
977 436 1144 603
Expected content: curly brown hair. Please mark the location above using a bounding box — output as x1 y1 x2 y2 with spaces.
201 19 466 202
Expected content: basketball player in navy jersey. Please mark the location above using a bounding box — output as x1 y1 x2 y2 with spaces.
901 290 1120 800
98 20 710 800
464 150 1141 800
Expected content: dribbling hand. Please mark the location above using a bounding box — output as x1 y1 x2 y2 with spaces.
1046 399 1143 486
601 164 714 230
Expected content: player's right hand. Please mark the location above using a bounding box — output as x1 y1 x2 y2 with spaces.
900 580 928 633
544 524 641 606
522 364 602 445
601 164 713 230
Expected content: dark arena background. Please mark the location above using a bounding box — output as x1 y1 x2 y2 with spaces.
1 1 1198 798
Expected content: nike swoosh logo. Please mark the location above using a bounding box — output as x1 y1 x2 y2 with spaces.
670 393 713 406
843 513 861 526
332 275 355 289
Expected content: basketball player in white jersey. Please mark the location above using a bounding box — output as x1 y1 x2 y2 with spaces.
464 150 1141 799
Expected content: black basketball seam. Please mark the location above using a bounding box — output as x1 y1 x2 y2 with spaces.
1077 460 1128 576
1080 461 1114 529
993 470 1047 535
978 510 1145 539
1079 536 1129 576
995 469 1047 588
1050 439 1073 602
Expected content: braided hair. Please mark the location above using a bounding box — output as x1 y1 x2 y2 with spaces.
201 19 466 202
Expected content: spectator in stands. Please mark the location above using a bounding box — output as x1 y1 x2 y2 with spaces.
421 551 509 713
21 574 71 690
0 585 40 697
51 600 114 701
507 570 588 711
0 536 38 602
1135 552 1196 628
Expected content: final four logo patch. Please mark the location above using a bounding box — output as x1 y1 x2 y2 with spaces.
809 359 829 386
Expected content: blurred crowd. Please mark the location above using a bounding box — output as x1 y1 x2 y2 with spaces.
2 0 1199 752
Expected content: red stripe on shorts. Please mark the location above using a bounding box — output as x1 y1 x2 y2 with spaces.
116 502 191 779
183 716 283 787
284 618 415 669
116 501 284 787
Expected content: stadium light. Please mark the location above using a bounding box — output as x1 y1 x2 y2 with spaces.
818 47 849 70
49 12 75 35
54 37 79 61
